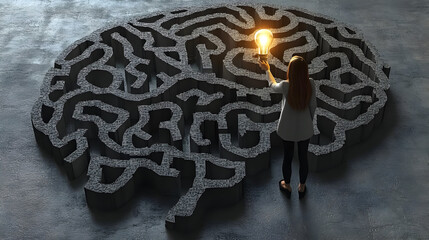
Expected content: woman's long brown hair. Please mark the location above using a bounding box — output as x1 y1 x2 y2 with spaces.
286 56 312 110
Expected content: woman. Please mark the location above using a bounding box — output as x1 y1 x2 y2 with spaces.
258 56 316 199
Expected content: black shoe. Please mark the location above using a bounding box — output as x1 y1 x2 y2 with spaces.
298 185 307 199
279 180 291 198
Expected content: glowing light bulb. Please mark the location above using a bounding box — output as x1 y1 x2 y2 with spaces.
254 29 273 61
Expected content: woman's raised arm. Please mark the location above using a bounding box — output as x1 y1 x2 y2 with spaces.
259 60 285 93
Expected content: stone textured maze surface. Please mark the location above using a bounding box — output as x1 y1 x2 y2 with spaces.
31 3 390 230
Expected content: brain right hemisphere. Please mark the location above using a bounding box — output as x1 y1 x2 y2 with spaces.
31 4 390 230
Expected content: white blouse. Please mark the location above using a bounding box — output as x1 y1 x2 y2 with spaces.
268 76 316 142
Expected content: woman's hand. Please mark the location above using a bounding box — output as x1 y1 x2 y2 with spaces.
258 60 270 71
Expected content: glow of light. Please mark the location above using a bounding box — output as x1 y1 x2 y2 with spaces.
254 29 273 55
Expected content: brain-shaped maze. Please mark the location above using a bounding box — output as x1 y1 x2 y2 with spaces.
31 4 390 230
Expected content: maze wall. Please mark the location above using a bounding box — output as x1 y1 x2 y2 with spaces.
31 4 390 230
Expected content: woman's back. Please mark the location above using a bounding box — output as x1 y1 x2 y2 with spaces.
271 78 316 142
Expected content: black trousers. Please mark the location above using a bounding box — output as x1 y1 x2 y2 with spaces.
282 138 310 184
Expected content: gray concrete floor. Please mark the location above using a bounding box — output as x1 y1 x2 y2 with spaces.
1 0 428 239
